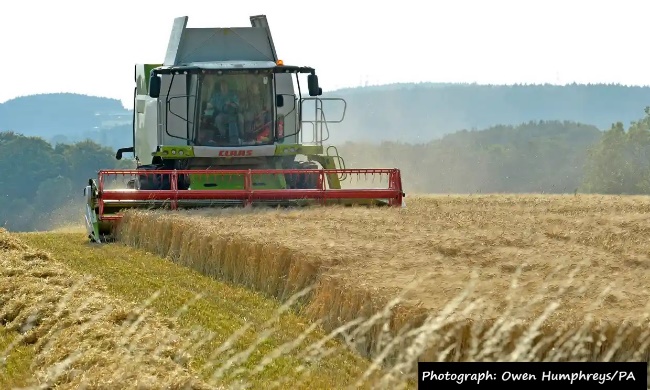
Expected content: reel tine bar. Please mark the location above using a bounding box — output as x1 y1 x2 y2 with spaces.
96 168 404 220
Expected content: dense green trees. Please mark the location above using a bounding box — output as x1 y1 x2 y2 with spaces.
336 108 650 196
0 132 132 231
336 120 603 194
581 108 650 194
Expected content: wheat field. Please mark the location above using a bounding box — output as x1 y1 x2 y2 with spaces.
116 194 650 373
5 194 650 388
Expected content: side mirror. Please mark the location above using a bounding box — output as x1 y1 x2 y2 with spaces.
116 146 134 160
149 73 161 98
276 94 284 107
308 74 320 97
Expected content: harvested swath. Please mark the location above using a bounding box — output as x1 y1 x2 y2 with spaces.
117 195 650 367
0 228 218 390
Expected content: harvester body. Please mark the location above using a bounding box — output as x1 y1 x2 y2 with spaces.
85 15 404 243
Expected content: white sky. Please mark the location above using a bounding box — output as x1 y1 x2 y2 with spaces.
1 0 649 109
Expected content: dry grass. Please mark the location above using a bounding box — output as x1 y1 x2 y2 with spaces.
16 232 397 389
0 328 34 388
0 228 216 389
115 194 650 373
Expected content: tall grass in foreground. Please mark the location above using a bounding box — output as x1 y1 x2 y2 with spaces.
0 230 212 389
116 207 650 384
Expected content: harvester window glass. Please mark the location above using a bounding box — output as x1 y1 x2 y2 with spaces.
197 73 273 147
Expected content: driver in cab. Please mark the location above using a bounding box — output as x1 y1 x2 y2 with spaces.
208 80 239 114
201 80 242 144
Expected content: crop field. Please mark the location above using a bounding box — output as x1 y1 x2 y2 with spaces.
3 194 650 388
115 195 650 363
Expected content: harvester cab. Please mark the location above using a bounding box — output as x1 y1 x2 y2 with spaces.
84 15 405 243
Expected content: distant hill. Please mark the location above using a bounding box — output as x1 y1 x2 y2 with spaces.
0 93 132 150
0 93 130 136
323 83 650 143
3 83 650 148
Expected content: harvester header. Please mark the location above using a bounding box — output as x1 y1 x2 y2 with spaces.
84 14 405 243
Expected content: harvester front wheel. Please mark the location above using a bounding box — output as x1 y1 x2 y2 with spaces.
135 164 190 190
285 161 320 189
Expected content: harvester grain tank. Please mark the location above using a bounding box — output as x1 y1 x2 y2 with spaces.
84 15 405 243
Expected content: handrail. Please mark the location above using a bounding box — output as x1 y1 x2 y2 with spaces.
299 97 347 145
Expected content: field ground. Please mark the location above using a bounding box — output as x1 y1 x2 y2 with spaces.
5 194 650 388
8 231 394 389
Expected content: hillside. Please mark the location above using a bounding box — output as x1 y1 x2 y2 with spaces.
0 93 132 149
324 83 650 143
3 83 650 148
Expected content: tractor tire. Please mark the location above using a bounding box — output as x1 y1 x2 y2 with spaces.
135 163 190 191
136 164 169 190
285 161 320 189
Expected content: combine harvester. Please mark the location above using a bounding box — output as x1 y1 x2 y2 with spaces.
84 15 405 243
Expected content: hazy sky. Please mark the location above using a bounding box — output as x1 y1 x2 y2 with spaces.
2 0 648 108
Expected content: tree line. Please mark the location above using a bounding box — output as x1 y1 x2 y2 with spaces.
0 132 133 231
3 107 650 231
336 107 650 195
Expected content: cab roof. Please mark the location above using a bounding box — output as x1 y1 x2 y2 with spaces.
152 61 315 75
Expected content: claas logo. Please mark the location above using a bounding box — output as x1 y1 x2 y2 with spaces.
218 150 253 157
